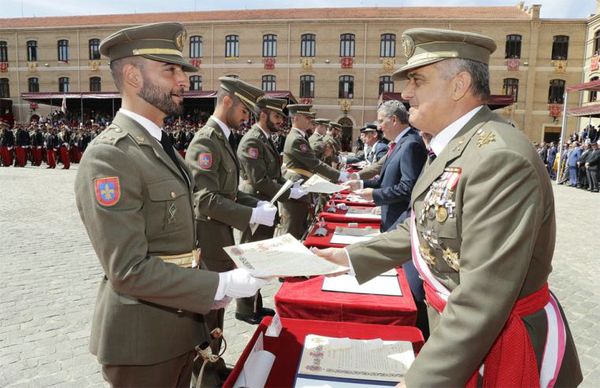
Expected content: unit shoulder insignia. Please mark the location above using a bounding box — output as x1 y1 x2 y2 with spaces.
477 130 496 148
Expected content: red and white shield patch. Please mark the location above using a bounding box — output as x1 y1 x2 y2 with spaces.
300 144 309 152
198 153 213 170
248 147 259 159
94 177 121 207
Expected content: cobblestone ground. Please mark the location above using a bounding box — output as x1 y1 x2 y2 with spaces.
0 165 598 387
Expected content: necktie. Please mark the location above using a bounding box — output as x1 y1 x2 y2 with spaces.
228 133 237 152
427 149 437 163
160 131 188 185
386 142 396 157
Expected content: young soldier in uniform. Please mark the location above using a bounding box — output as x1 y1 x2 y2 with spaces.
308 118 329 160
185 76 277 376
279 104 348 238
74 22 266 388
236 97 308 323
317 28 582 387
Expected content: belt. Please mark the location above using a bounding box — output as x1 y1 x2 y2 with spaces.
157 249 200 268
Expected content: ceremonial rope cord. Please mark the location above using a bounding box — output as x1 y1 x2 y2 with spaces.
194 328 227 388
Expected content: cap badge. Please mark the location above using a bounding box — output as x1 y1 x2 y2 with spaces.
402 35 415 58
175 31 186 52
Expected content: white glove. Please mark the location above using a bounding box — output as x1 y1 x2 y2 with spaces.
250 202 277 226
256 200 269 207
289 183 308 199
217 269 269 299
338 155 347 164
338 171 350 183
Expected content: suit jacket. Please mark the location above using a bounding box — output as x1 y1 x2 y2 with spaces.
365 141 389 164
282 128 340 182
346 106 581 386
185 118 258 272
363 128 426 231
75 112 219 365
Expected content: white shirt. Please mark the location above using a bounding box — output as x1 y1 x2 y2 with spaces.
210 115 232 140
256 123 271 140
294 127 307 137
119 108 163 143
429 106 483 156
394 126 411 144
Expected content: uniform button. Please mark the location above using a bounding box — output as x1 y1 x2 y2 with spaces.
114 128 122 133
170 191 176 198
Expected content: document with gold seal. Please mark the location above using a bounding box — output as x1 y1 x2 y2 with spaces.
224 234 349 278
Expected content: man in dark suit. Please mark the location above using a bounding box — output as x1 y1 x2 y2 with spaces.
345 100 428 336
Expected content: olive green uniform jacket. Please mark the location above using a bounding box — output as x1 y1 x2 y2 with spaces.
308 131 327 160
346 107 582 387
75 112 219 366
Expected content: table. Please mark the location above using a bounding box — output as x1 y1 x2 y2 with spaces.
318 206 382 223
331 193 376 207
275 268 416 326
303 220 381 249
223 317 424 388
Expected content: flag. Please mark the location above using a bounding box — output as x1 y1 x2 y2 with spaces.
61 96 67 114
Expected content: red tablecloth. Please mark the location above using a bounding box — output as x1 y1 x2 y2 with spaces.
223 317 424 388
303 221 381 249
275 268 416 326
318 206 382 223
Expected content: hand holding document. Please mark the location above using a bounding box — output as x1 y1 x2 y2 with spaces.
249 180 295 235
301 174 345 194
295 334 415 387
224 234 349 278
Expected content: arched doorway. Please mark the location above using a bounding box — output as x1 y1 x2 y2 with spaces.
338 117 354 151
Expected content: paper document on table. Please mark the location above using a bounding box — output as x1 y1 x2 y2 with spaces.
234 332 275 388
322 274 402 296
302 175 344 194
294 335 414 387
224 234 348 278
344 194 372 203
330 227 380 245
344 207 381 220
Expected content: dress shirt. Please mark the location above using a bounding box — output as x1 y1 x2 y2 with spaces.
429 106 482 156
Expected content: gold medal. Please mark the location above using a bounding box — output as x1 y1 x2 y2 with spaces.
436 206 448 223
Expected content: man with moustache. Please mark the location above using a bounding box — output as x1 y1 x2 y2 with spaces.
316 28 581 386
185 77 277 375
236 97 308 324
74 22 267 387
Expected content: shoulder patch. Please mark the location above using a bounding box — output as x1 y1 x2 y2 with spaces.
198 152 213 169
94 177 121 207
248 147 259 159
300 143 309 152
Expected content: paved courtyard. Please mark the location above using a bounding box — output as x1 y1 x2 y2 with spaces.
1 165 599 387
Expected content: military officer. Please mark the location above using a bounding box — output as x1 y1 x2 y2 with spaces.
308 118 330 160
185 77 277 367
325 122 343 166
316 28 581 387
279 104 348 238
74 22 266 388
236 96 308 323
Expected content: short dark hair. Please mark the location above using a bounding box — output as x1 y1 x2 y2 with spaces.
436 58 491 100
109 56 145 92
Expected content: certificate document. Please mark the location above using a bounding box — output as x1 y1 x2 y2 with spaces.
295 335 414 387
345 207 381 220
322 275 402 297
302 175 345 194
224 234 349 278
330 226 380 245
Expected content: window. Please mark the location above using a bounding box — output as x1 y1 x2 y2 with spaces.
88 39 100 60
189 75 202 91
261 75 276 91
28 77 39 93
57 39 69 62
300 33 316 57
89 76 101 92
189 36 202 58
27 40 37 62
0 78 9 98
59 77 70 93
299 75 315 98
505 34 522 59
503 78 519 102
339 75 354 99
340 33 355 57
548 79 565 104
595 30 600 55
263 34 277 57
378 76 394 94
0 41 7 62
551 35 569 60
590 76 599 102
225 35 239 58
380 33 396 58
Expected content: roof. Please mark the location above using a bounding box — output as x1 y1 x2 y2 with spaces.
568 104 600 117
0 7 532 29
566 79 600 93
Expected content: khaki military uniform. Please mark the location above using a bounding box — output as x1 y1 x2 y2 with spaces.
75 112 219 371
346 107 582 386
185 117 259 352
308 131 327 160
279 128 340 238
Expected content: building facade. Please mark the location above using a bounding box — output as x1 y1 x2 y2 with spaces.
0 3 596 141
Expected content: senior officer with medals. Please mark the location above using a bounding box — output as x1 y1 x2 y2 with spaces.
75 22 267 388
279 104 349 238
185 77 278 373
316 28 582 387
